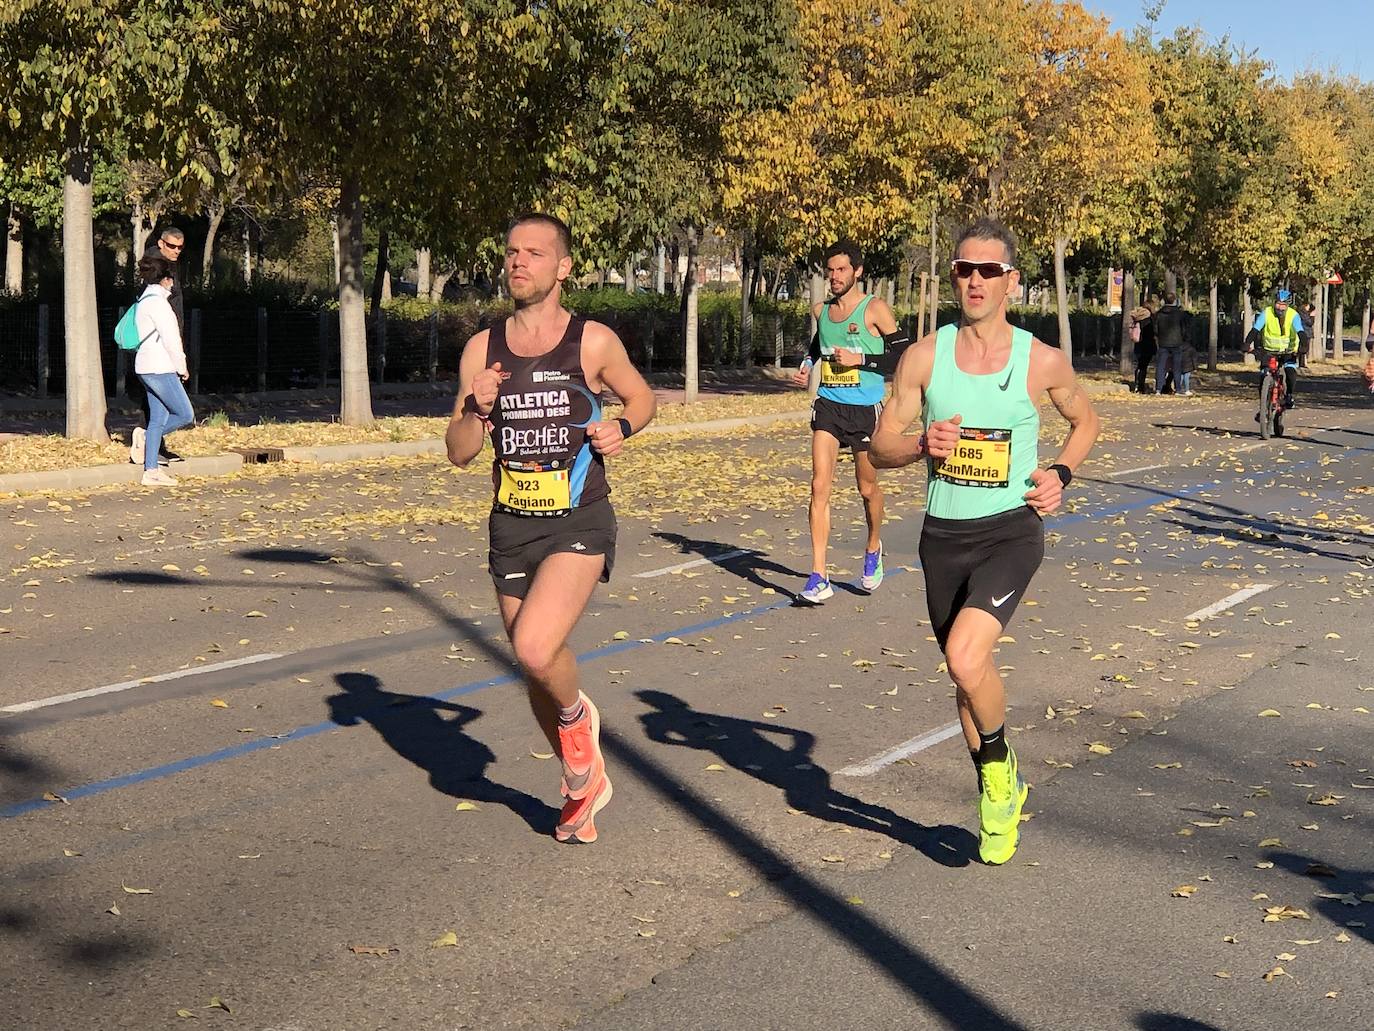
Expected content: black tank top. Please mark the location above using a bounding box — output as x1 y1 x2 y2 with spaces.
485 314 609 517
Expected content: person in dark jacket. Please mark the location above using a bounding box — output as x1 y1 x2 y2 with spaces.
128 226 187 465
1130 305 1155 393
1153 291 1191 394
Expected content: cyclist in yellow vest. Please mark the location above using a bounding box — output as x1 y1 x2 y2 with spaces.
1244 288 1308 408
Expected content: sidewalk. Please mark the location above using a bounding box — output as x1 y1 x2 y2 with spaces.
0 376 1130 498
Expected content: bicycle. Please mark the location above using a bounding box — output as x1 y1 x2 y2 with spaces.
1256 352 1296 439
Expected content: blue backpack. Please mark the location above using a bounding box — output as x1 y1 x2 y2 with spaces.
114 300 156 351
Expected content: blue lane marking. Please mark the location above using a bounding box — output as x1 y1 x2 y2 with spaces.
0 583 846 820
1 444 1357 821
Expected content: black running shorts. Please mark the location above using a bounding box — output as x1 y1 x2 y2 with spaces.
488 497 616 599
811 396 881 452
918 506 1044 647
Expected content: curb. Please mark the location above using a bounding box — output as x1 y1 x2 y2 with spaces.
0 454 243 495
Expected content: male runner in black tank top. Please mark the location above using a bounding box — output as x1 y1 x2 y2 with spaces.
446 213 657 844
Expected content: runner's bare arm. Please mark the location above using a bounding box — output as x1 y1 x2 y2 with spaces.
869 335 939 469
446 330 494 467
1023 342 1100 515
585 322 657 458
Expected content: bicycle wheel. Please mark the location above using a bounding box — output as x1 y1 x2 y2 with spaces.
1259 373 1275 439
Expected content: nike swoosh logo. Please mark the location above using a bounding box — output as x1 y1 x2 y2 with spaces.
998 366 1014 391
991 591 1015 607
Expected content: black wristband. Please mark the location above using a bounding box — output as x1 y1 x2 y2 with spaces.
1048 463 1072 487
617 417 633 440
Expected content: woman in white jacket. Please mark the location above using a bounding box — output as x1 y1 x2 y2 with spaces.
133 254 195 486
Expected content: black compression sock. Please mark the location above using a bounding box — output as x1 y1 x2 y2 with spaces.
970 751 983 792
976 725 1009 765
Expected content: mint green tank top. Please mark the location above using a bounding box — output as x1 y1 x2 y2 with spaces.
816 295 886 405
923 323 1039 520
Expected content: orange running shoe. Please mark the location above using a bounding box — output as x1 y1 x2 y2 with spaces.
555 772 613 844
558 692 605 801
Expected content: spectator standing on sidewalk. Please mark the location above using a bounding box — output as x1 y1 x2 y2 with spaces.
1177 336 1197 396
133 254 194 488
1129 304 1155 393
1301 301 1317 368
129 226 187 467
1153 291 1190 394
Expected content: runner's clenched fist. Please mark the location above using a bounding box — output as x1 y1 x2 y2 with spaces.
924 413 963 459
470 361 505 417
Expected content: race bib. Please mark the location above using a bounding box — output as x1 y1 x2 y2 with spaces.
934 427 1012 488
820 356 860 387
497 463 572 515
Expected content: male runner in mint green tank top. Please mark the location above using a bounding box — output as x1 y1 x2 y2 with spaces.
789 240 909 603
870 217 1100 865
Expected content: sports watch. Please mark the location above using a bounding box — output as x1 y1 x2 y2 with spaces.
1048 463 1072 487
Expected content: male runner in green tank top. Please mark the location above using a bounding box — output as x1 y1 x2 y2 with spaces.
870 217 1100 864
789 240 909 603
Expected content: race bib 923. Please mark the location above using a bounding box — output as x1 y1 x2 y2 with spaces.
497 463 572 515
933 427 1012 488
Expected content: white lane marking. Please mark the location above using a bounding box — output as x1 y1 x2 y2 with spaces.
1111 441 1268 480
1111 462 1168 477
1184 584 1275 622
835 721 964 777
0 653 284 714
633 549 756 579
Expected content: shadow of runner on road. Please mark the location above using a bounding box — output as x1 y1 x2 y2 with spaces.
1268 852 1374 947
55 543 1026 1027
325 672 557 836
1135 1013 1226 1031
637 689 975 868
650 531 807 600
650 531 871 601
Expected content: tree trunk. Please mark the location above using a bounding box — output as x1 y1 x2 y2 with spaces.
202 199 224 286
1312 283 1326 363
1117 268 1136 376
916 271 928 338
370 228 389 318
1334 291 1345 359
738 234 753 367
1362 287 1371 358
1242 278 1253 344
63 142 108 441
927 206 938 324
1207 276 1219 371
1053 236 1072 365
337 175 374 426
929 265 940 331
682 226 700 403
331 217 340 286
416 246 431 299
669 238 680 296
655 239 666 294
430 266 454 303
1163 268 1177 296
242 217 252 285
1182 273 1190 309
4 201 22 295
1075 279 1084 310
131 199 152 269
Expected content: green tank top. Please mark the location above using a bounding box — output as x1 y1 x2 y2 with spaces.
923 323 1039 520
816 295 886 405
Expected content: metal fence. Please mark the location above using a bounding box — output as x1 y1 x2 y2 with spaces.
0 299 1255 400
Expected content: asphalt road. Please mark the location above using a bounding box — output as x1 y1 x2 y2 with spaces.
2 373 1372 1031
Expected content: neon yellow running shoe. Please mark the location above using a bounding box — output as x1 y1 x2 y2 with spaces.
978 744 1028 865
